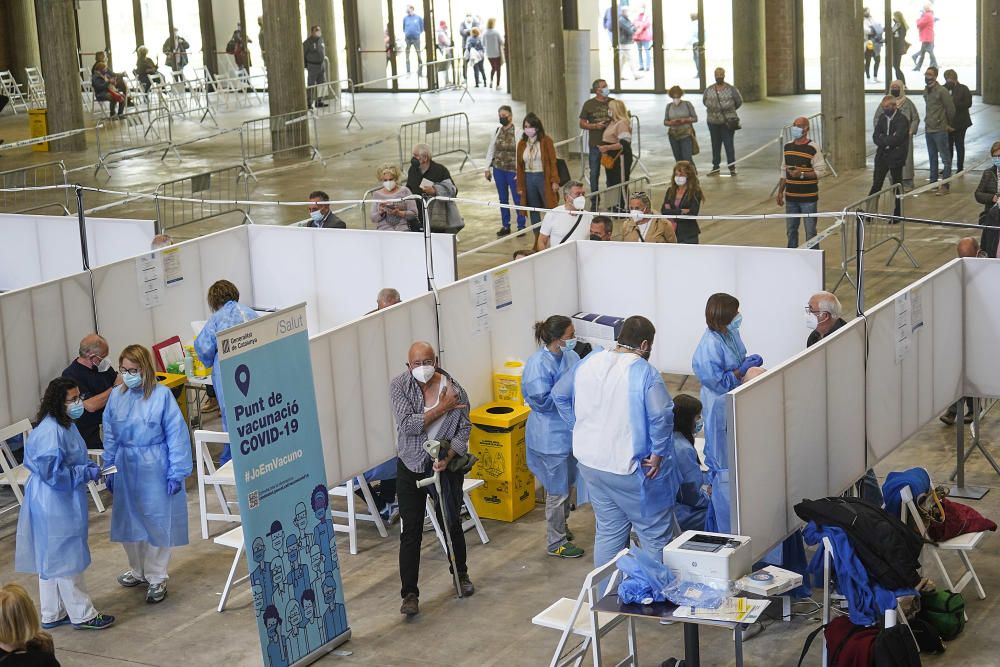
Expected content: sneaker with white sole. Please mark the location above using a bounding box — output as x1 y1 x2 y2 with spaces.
117 571 147 588
146 582 167 603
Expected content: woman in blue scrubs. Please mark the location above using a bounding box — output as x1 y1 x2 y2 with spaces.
522 315 583 558
671 394 710 532
691 293 762 533
103 344 191 604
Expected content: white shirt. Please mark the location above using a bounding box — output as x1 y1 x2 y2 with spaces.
540 206 592 246
423 376 449 442
572 350 640 475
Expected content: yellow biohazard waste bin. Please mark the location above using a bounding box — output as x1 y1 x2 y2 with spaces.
492 360 525 404
186 343 211 377
467 401 534 522
156 372 188 423
28 108 48 152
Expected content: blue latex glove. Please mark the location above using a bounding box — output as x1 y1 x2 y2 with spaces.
746 354 764 368
85 463 101 483
105 473 115 493
166 479 182 496
737 358 757 375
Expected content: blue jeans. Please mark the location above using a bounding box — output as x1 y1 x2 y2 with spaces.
577 463 674 569
668 134 694 164
636 41 652 70
785 199 818 248
588 144 602 206
493 167 525 229
524 171 547 225
707 122 735 171
926 131 951 183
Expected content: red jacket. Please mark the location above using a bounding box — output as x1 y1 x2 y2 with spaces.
633 14 652 42
917 10 934 43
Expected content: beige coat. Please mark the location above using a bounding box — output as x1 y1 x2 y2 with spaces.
622 218 677 243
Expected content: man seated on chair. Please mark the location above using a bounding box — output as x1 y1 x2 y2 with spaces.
305 191 347 229
62 334 121 450
389 341 475 617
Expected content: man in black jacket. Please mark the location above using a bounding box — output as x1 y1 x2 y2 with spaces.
305 191 346 228
870 95 908 218
944 69 973 173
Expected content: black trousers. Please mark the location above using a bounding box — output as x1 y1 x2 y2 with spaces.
870 158 903 218
949 128 968 173
397 459 467 598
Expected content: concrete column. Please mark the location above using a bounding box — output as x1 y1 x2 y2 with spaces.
198 0 218 75
820 0 865 169
262 0 308 152
7 0 40 87
732 0 766 101
305 0 339 83
983 0 1000 105
356 0 389 88
33 0 84 151
521 0 567 147
765 0 797 96
564 29 590 155
504 0 525 101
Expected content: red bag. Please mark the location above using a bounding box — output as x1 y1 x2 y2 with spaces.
928 498 997 542
798 616 877 667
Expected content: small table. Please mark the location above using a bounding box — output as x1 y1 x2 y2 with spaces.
184 375 213 429
592 593 762 667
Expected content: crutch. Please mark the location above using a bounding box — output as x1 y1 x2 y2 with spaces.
416 439 464 598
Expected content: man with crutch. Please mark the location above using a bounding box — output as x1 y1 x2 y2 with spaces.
390 341 476 617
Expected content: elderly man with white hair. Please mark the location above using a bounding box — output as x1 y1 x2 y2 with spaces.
404 143 463 234
805 290 846 348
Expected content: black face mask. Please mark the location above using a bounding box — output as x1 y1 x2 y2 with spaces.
715 77 725 84
590 234 603 241
499 117 510 126
410 157 420 168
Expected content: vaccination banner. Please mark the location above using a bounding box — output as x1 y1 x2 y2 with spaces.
218 304 350 667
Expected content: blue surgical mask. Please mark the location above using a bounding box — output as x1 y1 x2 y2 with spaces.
693 418 704 435
600 87 610 97
561 338 577 351
790 126 804 140
728 313 743 332
123 372 143 389
993 157 1000 169
309 210 323 223
67 400 85 420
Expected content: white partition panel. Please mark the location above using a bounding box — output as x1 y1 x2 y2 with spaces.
437 243 580 409
575 243 824 374
309 293 439 485
866 259 964 466
0 214 155 291
0 272 95 427
248 226 457 334
964 258 1000 398
92 226 253 357
729 319 867 562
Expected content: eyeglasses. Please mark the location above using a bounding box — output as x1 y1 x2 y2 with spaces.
410 359 435 367
119 367 141 377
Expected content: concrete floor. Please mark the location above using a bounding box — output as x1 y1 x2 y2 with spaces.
1 85 999 666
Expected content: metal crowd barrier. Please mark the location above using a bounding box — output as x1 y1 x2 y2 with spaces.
94 108 180 178
553 133 588 179
154 165 252 233
592 175 650 211
834 183 917 291
397 112 477 173
240 111 322 180
305 77 361 129
777 112 838 178
629 114 649 177
0 161 69 213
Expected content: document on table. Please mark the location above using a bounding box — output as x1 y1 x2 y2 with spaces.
672 597 770 624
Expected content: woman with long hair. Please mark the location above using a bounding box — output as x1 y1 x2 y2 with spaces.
0 583 61 663
671 394 710 531
661 160 705 244
516 112 560 226
599 99 633 210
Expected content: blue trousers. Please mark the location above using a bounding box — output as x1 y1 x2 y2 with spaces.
669 134 694 164
524 171 547 225
926 131 951 183
785 199 818 248
588 145 602 206
707 123 735 171
493 167 525 229
578 463 674 569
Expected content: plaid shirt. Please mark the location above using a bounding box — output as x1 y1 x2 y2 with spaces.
389 368 471 473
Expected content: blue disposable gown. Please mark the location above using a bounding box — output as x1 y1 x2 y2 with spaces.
522 346 580 496
553 351 680 517
673 432 710 532
195 300 259 432
103 383 192 546
15 417 94 578
691 328 745 533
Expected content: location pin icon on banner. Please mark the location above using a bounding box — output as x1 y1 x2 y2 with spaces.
235 364 251 397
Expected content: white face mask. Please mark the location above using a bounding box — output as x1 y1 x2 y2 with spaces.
382 180 396 190
805 311 819 330
674 175 688 186
95 356 112 373
629 209 645 222
411 365 435 383
571 195 586 211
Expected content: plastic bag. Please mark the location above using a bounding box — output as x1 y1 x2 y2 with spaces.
663 577 734 610
615 549 675 604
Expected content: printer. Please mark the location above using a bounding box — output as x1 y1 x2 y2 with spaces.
662 531 753 582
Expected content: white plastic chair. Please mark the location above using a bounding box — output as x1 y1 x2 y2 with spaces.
531 548 637 667
900 485 987 600
214 525 249 612
424 477 490 553
329 475 388 555
194 430 239 539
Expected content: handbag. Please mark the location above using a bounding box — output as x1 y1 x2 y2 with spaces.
600 151 620 169
714 87 741 131
691 132 700 156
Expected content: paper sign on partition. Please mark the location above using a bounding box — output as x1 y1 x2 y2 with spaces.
134 253 164 309
218 304 350 666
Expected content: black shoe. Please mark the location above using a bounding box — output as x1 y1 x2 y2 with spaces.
458 574 475 597
400 593 419 616
496 227 511 238
940 412 957 426
729 167 738 176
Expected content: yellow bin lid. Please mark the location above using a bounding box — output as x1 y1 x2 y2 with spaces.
469 401 531 428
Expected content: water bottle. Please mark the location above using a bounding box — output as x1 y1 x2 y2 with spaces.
184 353 195 380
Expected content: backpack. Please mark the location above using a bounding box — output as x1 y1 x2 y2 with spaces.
872 625 922 666
906 616 945 654
797 617 877 667
918 590 965 640
795 497 925 590
226 39 237 54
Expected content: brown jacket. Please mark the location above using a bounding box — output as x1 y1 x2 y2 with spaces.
622 218 677 243
516 135 560 209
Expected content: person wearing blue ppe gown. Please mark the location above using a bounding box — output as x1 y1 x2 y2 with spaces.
15 377 116 631
691 293 763 534
194 279 258 464
523 315 584 559
671 394 711 532
553 315 680 568
103 344 192 604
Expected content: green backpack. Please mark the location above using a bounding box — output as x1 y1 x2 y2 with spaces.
919 590 965 641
